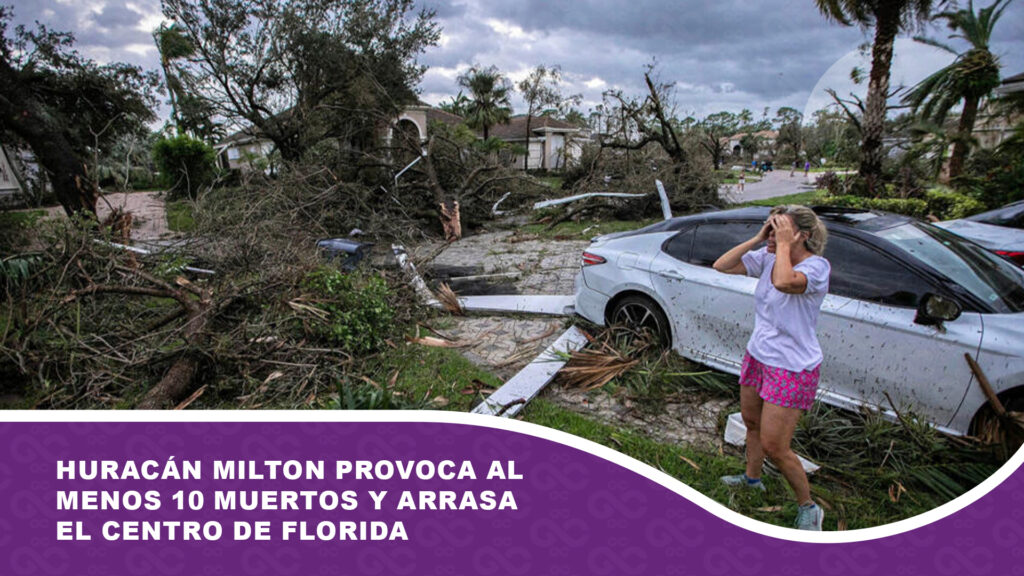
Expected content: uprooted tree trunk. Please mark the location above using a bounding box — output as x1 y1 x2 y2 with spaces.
65 266 213 409
419 135 510 242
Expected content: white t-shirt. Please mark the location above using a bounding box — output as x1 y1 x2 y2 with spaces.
741 247 831 373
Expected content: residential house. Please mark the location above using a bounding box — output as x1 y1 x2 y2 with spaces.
0 145 22 199
216 106 583 172
215 129 276 172
488 115 583 170
972 71 1024 149
724 130 778 160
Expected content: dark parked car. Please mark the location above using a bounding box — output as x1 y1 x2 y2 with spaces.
937 200 1024 266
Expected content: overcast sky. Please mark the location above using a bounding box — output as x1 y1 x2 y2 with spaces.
9 0 1024 124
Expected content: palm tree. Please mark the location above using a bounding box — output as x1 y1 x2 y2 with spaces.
815 0 944 194
457 65 512 140
904 0 1009 180
153 23 195 133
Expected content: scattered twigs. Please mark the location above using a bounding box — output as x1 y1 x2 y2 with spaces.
965 353 1024 450
559 337 641 391
436 283 463 315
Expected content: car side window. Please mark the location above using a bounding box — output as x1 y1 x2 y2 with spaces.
687 222 761 266
825 235 935 307
663 227 695 261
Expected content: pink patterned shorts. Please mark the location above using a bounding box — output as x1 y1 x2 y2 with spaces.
739 352 820 411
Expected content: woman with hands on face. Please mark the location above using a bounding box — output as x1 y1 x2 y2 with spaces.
712 205 831 531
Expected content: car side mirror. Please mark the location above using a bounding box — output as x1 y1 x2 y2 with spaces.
914 293 962 326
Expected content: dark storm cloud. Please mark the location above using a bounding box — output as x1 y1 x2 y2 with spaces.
91 5 146 28
12 0 1024 122
415 0 1024 116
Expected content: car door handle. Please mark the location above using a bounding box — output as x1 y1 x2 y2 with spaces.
656 269 685 280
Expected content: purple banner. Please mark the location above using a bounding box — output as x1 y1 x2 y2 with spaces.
1 418 1022 575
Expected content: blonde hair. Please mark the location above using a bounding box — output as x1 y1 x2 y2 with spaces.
770 204 828 255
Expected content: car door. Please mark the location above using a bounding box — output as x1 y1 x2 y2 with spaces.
650 221 760 371
817 234 982 429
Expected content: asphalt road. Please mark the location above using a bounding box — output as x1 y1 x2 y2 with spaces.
722 168 820 203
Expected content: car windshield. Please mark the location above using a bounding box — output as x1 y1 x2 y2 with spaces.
875 222 1024 313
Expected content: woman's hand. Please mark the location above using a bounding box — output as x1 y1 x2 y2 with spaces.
771 214 801 247
754 219 772 242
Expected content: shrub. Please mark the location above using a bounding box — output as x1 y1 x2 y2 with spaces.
959 131 1024 208
923 189 986 220
302 268 394 354
814 171 846 196
152 135 218 200
826 195 930 219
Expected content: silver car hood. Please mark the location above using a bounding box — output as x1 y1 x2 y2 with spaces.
935 219 1024 251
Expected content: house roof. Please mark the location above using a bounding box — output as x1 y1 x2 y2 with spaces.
217 128 266 147
727 130 778 141
998 71 1024 95
425 108 465 127
488 115 579 141
1002 72 1024 84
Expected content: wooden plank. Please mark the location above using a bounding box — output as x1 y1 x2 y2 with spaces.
472 326 589 418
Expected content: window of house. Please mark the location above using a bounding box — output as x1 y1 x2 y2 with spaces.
227 148 240 160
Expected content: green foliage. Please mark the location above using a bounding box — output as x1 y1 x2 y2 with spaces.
457 64 513 140
326 381 430 410
923 188 986 219
0 254 41 293
959 127 1024 207
0 210 44 251
794 404 1000 508
302 268 394 354
152 134 218 199
161 0 440 161
821 190 985 220
828 195 931 218
165 200 196 232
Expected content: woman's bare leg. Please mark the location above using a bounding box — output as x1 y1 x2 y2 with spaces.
740 385 765 479
758 402 811 503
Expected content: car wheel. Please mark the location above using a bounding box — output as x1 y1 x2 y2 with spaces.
970 390 1024 445
610 295 671 348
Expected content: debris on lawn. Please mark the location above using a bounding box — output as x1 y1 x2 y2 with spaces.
965 353 1024 451
558 338 641 391
407 335 466 348
316 237 372 271
456 294 576 316
436 283 463 315
98 240 216 275
392 244 438 306
472 325 589 418
724 412 821 475
655 179 673 221
532 192 647 210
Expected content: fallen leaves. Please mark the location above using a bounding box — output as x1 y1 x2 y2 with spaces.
558 338 640 391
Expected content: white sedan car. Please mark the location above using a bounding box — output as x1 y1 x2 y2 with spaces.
574 206 1024 435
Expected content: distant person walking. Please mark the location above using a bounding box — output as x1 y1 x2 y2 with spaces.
738 170 746 192
804 161 811 177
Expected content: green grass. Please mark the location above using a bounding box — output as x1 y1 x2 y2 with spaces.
0 210 45 228
520 218 659 239
166 200 195 232
359 341 504 411
536 176 564 190
522 394 982 531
